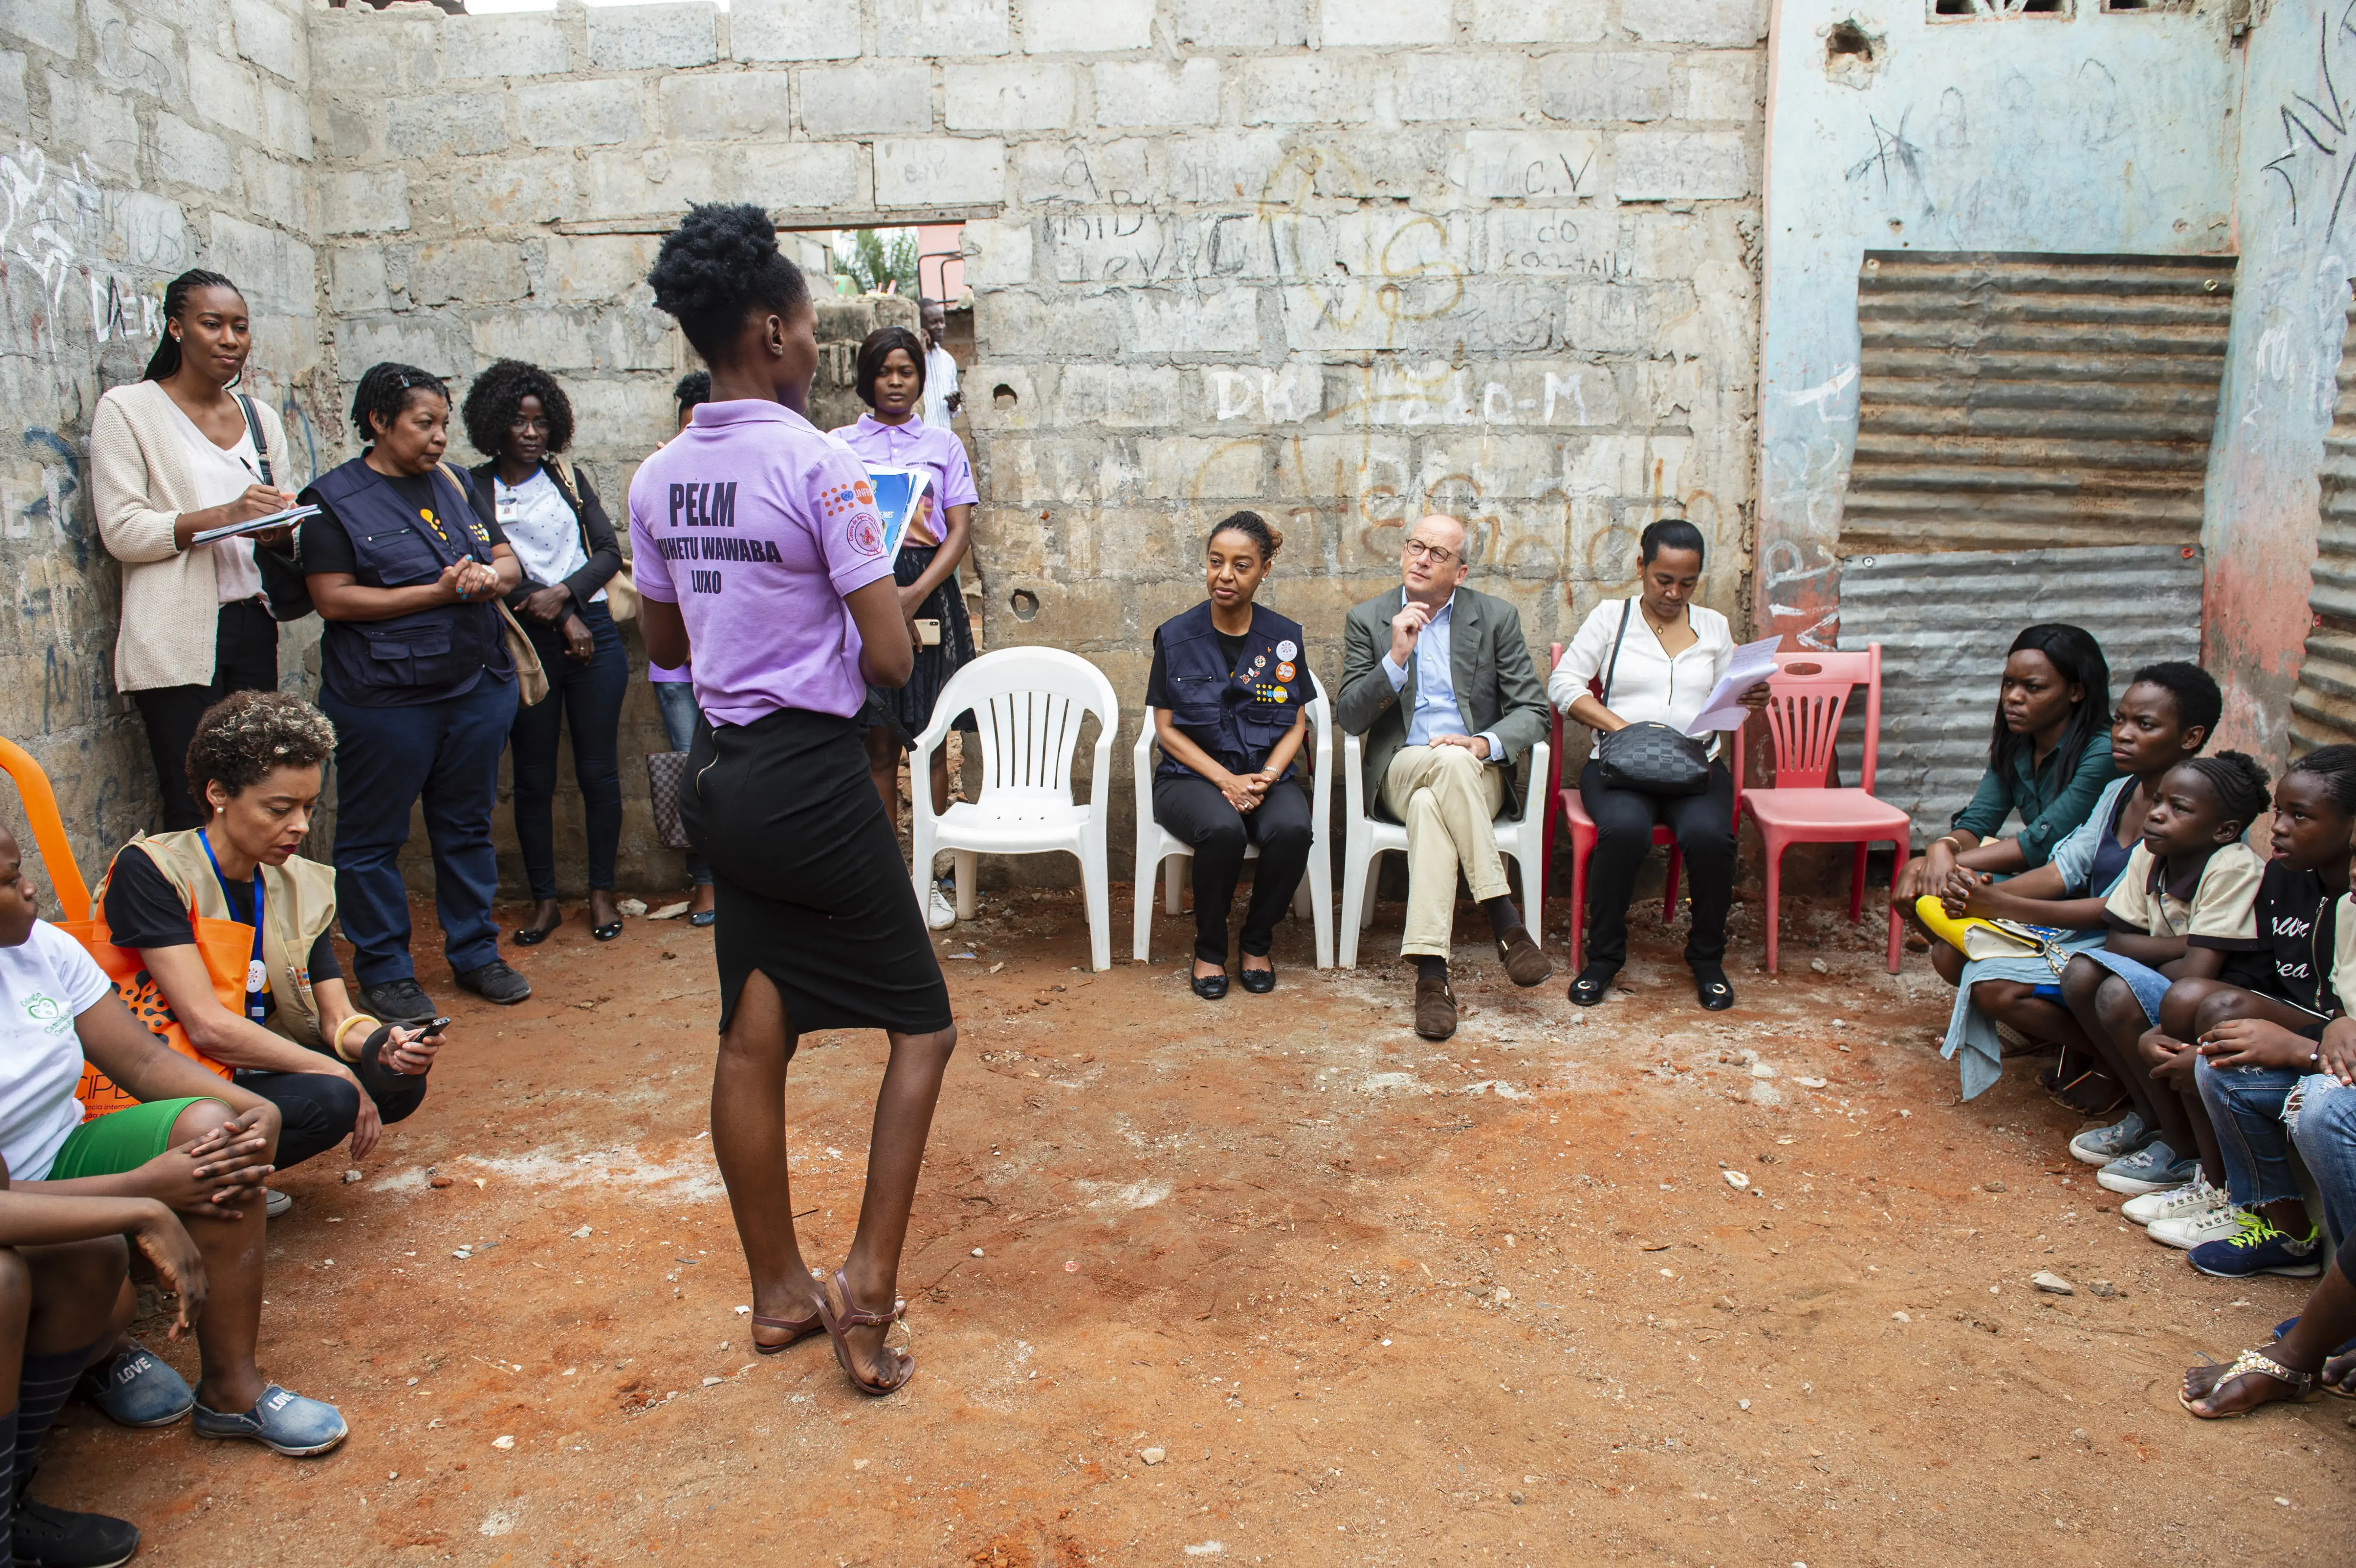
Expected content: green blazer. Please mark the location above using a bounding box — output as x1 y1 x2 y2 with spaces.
1334 584 1550 823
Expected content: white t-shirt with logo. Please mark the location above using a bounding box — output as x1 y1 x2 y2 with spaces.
0 921 111 1181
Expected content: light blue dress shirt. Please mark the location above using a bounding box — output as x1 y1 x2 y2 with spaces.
1380 593 1505 764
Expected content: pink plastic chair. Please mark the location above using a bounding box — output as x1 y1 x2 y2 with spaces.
1731 644 1912 976
1546 643 1682 969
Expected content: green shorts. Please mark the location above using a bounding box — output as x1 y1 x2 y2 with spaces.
48 1097 226 1181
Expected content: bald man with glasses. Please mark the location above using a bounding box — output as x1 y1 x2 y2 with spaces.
1336 515 1552 1040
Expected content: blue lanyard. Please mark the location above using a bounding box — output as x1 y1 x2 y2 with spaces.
196 830 267 1022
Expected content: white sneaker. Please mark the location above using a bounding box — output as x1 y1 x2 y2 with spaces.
2124 1170 2224 1227
2150 1203 2247 1250
927 883 957 931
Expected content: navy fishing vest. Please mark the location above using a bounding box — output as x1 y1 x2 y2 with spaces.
305 460 509 704
1153 600 1307 782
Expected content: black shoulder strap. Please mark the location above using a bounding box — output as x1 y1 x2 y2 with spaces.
235 394 273 486
1601 597 1633 707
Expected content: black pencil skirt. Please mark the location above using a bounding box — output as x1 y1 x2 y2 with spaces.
681 705 953 1038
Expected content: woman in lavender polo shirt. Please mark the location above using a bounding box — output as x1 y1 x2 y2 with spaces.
630 205 955 1398
834 328 980 931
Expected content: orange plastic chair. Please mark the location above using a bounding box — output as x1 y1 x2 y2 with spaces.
0 736 90 923
1546 643 1683 969
1730 645 1912 976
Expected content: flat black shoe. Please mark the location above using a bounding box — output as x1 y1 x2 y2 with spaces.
592 921 622 942
1693 963 1735 1011
1239 961 1275 994
1191 970 1229 1000
1568 962 1618 1007
511 922 555 947
11 1494 140 1568
454 959 533 1006
359 977 436 1027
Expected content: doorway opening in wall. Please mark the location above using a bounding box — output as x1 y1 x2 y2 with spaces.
1833 250 2230 836
1930 0 2070 17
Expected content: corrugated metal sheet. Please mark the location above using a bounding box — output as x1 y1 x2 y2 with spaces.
2290 303 2356 756
1835 546 2204 843
1842 252 2236 556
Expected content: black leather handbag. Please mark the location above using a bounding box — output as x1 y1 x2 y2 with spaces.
1594 599 1711 796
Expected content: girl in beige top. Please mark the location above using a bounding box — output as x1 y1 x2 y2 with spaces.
90 269 294 831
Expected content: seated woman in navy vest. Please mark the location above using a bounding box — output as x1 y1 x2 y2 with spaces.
1146 512 1315 1000
297 362 532 1028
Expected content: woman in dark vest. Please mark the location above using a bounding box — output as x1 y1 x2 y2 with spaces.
297 363 532 1027
1145 512 1314 999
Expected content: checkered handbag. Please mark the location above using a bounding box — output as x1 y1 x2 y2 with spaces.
645 751 692 851
1594 598 1711 796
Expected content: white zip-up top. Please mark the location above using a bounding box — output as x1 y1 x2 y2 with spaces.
1549 596 1736 760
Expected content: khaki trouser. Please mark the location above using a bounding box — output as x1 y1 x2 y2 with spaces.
1381 744 1509 959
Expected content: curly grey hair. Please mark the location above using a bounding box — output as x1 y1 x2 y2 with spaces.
185 691 338 807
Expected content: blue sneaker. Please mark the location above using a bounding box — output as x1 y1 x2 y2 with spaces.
78 1344 192 1428
2095 1139 2194 1196
2273 1314 2356 1357
191 1383 347 1456
2069 1111 2148 1166
2191 1212 2325 1279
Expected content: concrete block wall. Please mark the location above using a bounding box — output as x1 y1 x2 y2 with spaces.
0 0 329 899
305 0 1767 890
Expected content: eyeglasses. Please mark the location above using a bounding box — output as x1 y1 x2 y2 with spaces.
1403 539 1457 566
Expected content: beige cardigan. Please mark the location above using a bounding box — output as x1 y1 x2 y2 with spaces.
91 379 290 692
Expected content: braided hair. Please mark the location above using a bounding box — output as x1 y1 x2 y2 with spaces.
350 362 449 447
854 327 926 407
144 269 242 382
2288 744 2356 817
645 203 810 362
461 358 573 458
2177 750 2273 837
185 691 338 815
1208 509 1283 563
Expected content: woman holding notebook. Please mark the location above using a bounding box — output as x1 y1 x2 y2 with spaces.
833 326 979 931
92 268 298 829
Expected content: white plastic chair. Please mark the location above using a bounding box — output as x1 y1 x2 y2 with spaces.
1338 730 1550 969
911 647 1117 972
1131 670 1333 969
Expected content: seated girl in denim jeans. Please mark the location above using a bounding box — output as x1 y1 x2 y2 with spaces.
2058 753 2272 1198
2118 747 2356 1271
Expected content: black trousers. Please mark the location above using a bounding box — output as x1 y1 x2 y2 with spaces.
236 1064 428 1173
130 598 279 830
1578 758 1737 969
508 602 628 899
1152 773 1314 965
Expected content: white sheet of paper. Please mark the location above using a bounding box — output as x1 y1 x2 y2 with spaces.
1682 634 1784 736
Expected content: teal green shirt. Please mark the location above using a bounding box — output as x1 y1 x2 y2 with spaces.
1950 730 2118 870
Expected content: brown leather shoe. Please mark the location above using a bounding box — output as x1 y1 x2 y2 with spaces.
1414 974 1458 1041
1496 927 1553 988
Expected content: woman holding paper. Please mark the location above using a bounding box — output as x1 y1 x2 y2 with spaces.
1549 519 1771 1012
832 326 979 931
92 268 298 830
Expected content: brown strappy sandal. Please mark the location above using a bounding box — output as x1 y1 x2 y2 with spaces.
752 1274 904 1356
815 1268 914 1396
751 1308 824 1355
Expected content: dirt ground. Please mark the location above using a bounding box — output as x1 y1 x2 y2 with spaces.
36 883 2355 1566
